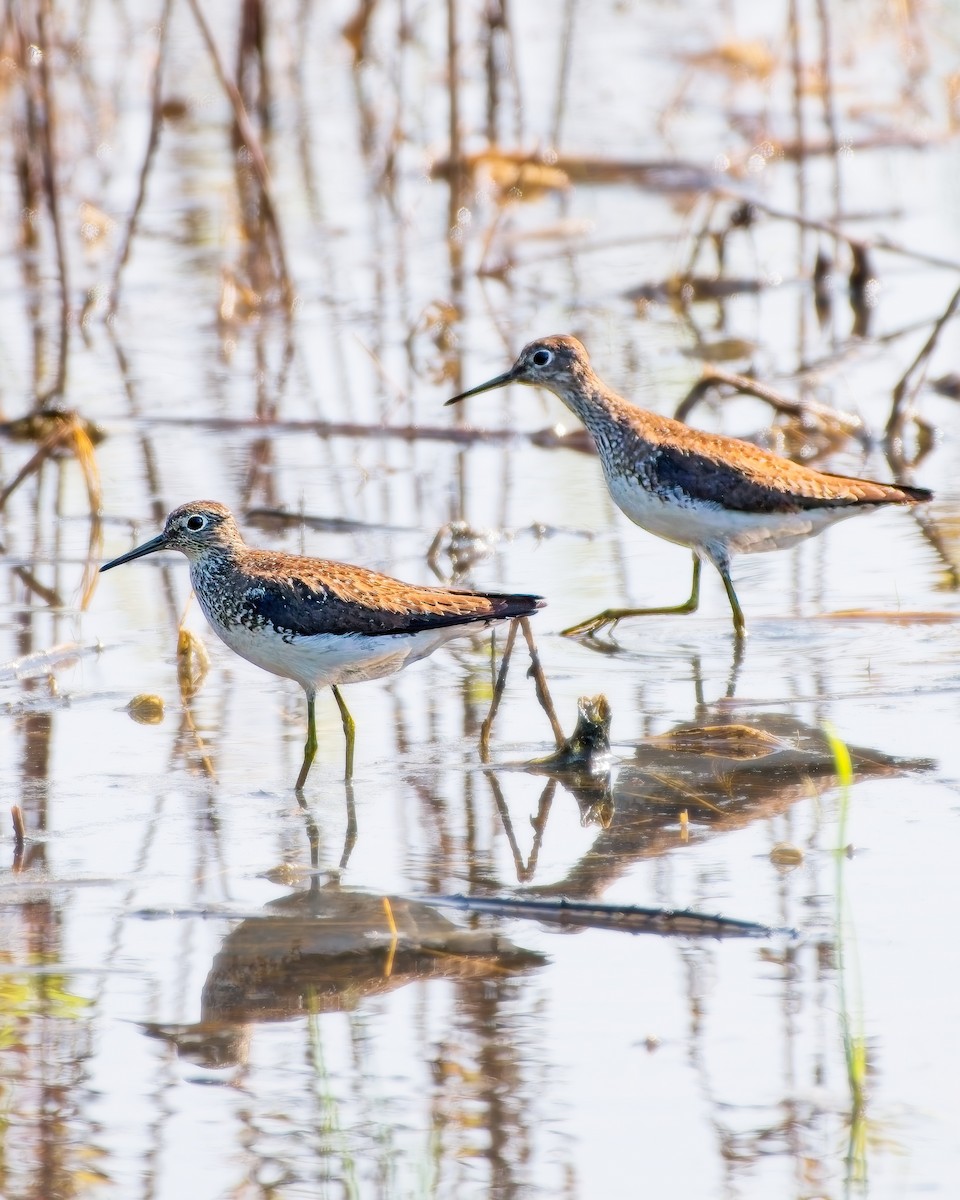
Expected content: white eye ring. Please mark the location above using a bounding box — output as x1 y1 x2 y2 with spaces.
531 348 553 368
186 514 207 532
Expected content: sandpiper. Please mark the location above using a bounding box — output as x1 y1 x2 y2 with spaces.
100 501 544 787
447 335 931 638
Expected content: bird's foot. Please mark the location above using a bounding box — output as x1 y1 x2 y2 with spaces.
561 610 625 639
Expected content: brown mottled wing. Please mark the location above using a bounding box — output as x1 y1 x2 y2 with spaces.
243 554 543 637
643 422 932 513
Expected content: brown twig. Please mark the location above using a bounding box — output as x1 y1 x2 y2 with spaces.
237 0 270 131
713 186 960 274
676 363 866 443
435 145 960 275
0 415 99 513
13 565 63 607
788 0 808 260
34 0 70 402
185 0 294 309
550 0 577 149
887 279 960 438
814 0 842 220
108 0 174 319
445 0 466 304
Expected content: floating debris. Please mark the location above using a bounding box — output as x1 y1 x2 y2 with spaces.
770 842 804 867
126 694 165 725
529 695 613 771
644 722 784 760
519 696 616 828
0 641 102 683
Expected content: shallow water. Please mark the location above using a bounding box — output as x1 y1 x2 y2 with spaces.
2 1 960 1197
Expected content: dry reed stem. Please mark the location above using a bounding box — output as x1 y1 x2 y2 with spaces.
0 413 101 607
713 186 960 275
186 0 295 310
888 280 960 438
33 0 69 401
676 364 865 443
0 415 99 513
108 0 174 319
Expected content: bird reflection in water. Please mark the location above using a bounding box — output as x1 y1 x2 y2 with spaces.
141 884 544 1069
478 663 933 900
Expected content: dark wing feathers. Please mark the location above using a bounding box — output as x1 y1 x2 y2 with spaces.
647 437 930 514
242 561 543 638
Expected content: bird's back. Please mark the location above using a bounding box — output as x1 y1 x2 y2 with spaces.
196 548 543 639
599 398 931 515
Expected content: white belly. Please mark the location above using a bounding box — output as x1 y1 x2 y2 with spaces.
605 470 861 556
206 615 496 691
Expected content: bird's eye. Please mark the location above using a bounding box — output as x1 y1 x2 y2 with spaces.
531 348 553 368
186 514 206 532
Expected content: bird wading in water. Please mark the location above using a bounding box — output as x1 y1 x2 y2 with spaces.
448 335 931 639
101 501 544 787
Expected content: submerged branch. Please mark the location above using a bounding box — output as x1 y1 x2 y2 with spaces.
424 894 793 939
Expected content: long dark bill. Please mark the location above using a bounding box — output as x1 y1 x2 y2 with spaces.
445 369 518 406
99 532 169 573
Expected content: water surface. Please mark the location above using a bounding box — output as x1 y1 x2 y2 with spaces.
1 1 959 1196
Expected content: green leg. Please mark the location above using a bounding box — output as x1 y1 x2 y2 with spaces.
332 684 356 781
339 781 358 871
714 557 746 640
296 688 318 792
519 616 565 749
295 792 321 870
480 618 519 762
562 554 702 638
